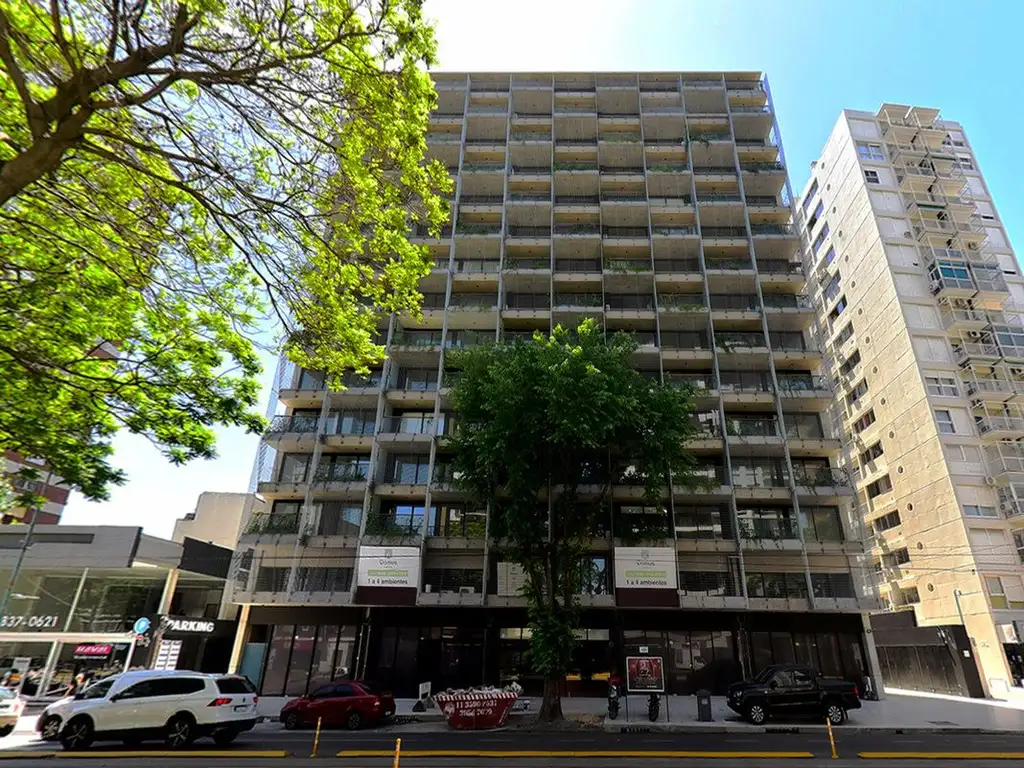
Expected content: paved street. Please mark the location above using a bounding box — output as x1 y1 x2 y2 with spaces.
3 725 1024 765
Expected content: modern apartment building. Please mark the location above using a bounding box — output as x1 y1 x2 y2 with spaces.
797 105 1024 695
2 451 69 524
227 72 880 700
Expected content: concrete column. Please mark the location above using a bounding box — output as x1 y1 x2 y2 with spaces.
227 603 251 674
861 612 886 700
157 568 179 615
34 640 60 701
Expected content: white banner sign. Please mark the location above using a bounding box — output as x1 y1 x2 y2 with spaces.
614 547 678 590
357 546 421 589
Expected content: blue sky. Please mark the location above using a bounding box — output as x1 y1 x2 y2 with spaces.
62 0 1024 535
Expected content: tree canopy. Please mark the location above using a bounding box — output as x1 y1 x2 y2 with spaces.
0 0 450 502
447 320 703 719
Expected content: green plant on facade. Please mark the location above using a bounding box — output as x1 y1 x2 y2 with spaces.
446 320 703 721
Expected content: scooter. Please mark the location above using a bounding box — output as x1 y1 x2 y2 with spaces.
647 692 660 722
607 678 621 719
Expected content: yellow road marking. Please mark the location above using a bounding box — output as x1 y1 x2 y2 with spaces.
337 749 814 759
859 753 1024 760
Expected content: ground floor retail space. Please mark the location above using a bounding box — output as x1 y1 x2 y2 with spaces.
241 606 871 698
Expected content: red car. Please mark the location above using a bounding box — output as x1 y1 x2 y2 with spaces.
280 681 395 731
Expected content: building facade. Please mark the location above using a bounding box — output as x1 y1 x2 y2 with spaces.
228 71 879 700
0 526 235 698
797 105 1024 696
2 452 69 524
173 492 264 551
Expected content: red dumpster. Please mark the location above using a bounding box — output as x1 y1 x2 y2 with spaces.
434 690 519 730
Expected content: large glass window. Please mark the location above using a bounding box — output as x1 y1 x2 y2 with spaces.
67 575 164 633
260 624 357 696
261 624 294 696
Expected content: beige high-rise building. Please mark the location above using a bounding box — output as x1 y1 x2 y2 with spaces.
797 105 1024 696
228 72 881 701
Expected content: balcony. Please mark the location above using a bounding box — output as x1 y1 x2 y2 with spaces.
738 518 802 548
266 413 319 435
792 466 850 491
750 223 796 237
985 442 1024 478
929 273 976 300
963 376 1020 402
977 415 1024 442
506 226 552 240
952 341 1000 366
244 512 301 537
553 292 603 310
455 222 502 237
553 223 601 236
552 161 598 173
939 306 989 332
701 227 747 241
603 226 649 240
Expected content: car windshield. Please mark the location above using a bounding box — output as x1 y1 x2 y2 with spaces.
753 667 776 683
0 688 13 700
78 679 115 700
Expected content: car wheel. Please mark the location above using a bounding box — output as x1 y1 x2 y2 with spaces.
0 724 13 738
283 712 300 731
40 716 61 742
826 703 847 726
345 711 363 731
164 714 196 749
61 717 94 751
213 729 239 746
744 701 768 725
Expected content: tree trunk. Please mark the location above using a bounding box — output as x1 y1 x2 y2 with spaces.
538 675 564 721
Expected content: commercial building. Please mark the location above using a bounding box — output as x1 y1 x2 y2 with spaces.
0 525 235 698
173 492 264 550
796 105 1024 696
228 72 879 699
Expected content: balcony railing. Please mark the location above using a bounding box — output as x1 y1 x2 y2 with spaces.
705 258 752 271
792 466 848 487
507 226 552 238
504 257 551 271
666 373 717 390
648 196 692 206
785 419 827 440
245 512 301 536
505 294 551 310
698 193 743 203
512 165 554 174
658 295 706 311
757 260 804 275
455 222 502 235
313 462 369 483
777 375 829 393
267 414 319 434
716 332 767 348
647 163 690 173
710 294 761 311
719 373 772 393
553 223 601 235
453 259 501 274
553 293 603 308
653 226 698 236
603 226 649 238
392 331 444 348
701 227 747 238
964 377 1021 398
977 415 1024 435
750 223 795 235
507 192 551 201
364 513 425 537
727 418 779 438
738 518 800 541
380 416 438 435
654 258 701 273
555 195 600 205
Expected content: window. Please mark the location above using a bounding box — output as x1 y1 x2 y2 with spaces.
986 576 1007 609
800 506 844 542
823 246 837 266
925 376 958 397
801 180 818 213
824 273 842 303
956 155 975 171
864 169 880 184
807 200 824 231
935 409 956 434
964 504 999 519
810 572 855 599
901 587 921 605
386 454 431 484
866 474 893 499
278 453 312 483
860 442 884 468
828 297 848 325
872 509 902 533
852 408 876 434
812 223 830 254
856 142 886 162
839 350 861 377
834 323 854 346
847 379 869 408
890 547 910 566
217 678 257 695
79 679 115 701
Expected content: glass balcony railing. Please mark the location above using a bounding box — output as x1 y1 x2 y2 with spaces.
245 512 301 536
313 462 369 483
727 418 779 438
504 257 551 270
750 223 795 235
738 518 800 541
603 226 649 238
267 414 319 434
553 293 603 308
507 226 552 238
553 223 601 235
654 258 701 273
719 373 772 393
701 227 747 238
792 466 848 487
716 332 767 348
380 416 438 435
776 375 828 393
658 295 706 312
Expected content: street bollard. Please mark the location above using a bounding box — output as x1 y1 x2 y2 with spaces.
393 737 402 768
311 716 322 758
825 716 837 759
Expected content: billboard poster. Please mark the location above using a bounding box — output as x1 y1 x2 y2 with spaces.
626 655 665 693
614 547 678 590
356 546 421 589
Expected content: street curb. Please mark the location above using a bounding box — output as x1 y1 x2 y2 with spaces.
859 753 1024 760
336 749 815 759
603 723 1010 735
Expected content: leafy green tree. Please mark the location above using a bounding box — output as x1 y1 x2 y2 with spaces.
0 0 450 499
447 320 703 720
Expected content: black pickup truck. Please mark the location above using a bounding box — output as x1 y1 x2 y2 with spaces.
726 664 861 725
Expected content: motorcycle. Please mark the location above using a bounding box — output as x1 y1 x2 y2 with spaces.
647 692 660 722
607 680 621 720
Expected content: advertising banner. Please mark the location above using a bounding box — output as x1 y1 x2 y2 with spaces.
625 655 665 693
356 546 421 589
614 547 678 590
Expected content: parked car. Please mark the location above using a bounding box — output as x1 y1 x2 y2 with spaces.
726 664 861 725
280 681 395 730
0 688 25 737
36 670 259 751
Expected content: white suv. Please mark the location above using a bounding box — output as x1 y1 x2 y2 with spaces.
37 670 259 751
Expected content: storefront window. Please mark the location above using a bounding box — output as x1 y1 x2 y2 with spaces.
285 626 316 696
261 624 293 696
0 569 81 632
67 575 164 633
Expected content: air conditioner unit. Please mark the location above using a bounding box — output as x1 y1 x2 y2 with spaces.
458 586 476 595
1011 367 1024 376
